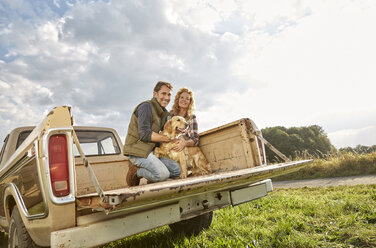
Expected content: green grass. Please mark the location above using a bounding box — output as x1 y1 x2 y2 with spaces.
102 184 376 248
273 151 376 181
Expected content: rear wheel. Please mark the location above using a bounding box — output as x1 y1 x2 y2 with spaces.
169 212 213 235
0 231 6 246
8 206 36 248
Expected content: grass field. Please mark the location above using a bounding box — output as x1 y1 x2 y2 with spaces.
273 151 376 181
102 184 376 248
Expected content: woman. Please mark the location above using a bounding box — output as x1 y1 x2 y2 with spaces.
169 87 199 152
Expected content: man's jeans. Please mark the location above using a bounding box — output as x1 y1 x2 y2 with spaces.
129 151 181 182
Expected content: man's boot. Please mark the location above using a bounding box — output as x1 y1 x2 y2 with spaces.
126 161 140 186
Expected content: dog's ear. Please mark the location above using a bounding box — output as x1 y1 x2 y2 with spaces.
163 119 172 133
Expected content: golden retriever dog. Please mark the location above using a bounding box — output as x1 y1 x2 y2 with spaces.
154 116 211 178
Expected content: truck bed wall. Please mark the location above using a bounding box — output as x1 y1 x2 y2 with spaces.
75 156 129 196
199 118 261 172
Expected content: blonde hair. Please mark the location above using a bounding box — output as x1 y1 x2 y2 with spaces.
170 87 195 119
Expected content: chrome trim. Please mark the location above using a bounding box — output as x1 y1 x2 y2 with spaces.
251 179 273 192
0 130 38 178
3 183 47 220
230 182 267 206
42 127 76 205
1 141 48 221
0 216 7 230
0 155 33 182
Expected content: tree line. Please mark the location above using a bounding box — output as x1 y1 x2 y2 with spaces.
261 125 336 163
261 125 376 163
339 145 376 154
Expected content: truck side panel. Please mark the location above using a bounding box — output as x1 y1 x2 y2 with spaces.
0 155 45 218
199 119 263 172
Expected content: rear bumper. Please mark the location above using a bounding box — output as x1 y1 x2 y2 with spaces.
51 179 273 248
51 203 181 248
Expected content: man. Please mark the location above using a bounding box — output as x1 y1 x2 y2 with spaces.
124 81 181 186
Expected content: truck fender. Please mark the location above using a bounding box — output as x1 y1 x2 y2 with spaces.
3 183 47 226
3 183 22 226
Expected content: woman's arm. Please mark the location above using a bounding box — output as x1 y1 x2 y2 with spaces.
189 115 199 146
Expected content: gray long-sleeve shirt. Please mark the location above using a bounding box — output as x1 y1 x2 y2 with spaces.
135 102 153 142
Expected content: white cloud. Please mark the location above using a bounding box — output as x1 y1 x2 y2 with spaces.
165 0 238 32
328 126 376 148
0 80 10 89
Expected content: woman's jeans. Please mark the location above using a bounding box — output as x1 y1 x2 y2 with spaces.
129 151 181 182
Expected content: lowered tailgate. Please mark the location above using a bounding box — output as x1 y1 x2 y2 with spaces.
76 159 312 213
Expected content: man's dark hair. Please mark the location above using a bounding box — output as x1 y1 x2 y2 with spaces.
154 81 173 93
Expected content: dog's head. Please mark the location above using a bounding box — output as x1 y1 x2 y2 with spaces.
163 116 188 137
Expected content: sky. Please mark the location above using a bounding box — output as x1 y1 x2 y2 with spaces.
1 0 375 149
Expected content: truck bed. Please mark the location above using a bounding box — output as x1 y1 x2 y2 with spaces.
74 118 311 214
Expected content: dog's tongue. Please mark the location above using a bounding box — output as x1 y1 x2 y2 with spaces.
177 128 187 133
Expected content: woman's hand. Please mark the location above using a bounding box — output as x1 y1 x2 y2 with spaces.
172 140 186 152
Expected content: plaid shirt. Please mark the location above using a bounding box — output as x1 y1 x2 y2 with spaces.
168 114 199 146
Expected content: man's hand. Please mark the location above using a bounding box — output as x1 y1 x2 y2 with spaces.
151 132 171 143
151 132 180 143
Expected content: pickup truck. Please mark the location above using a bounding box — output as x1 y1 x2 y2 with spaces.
0 106 311 247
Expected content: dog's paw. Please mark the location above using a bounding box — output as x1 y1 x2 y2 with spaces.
205 163 212 173
179 173 187 179
154 148 161 157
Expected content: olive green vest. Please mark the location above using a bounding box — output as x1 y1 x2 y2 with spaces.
123 97 169 158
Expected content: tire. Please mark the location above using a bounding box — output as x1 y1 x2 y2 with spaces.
169 211 213 235
0 231 6 246
8 206 36 248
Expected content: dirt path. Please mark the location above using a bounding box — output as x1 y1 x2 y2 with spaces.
273 175 376 189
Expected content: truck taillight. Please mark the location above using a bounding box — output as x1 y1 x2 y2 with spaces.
48 134 70 197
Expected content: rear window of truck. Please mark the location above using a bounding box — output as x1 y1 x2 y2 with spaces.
10 129 121 158
74 130 121 156
16 131 32 149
